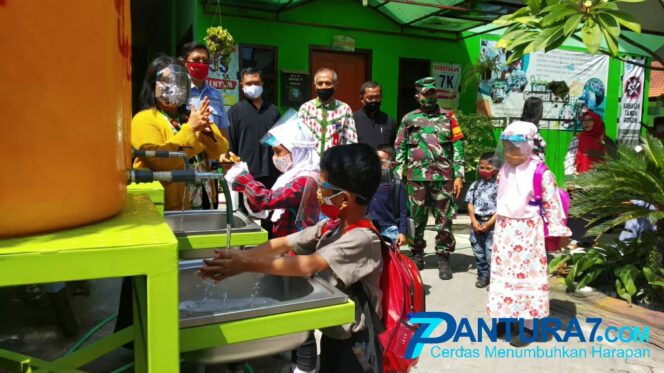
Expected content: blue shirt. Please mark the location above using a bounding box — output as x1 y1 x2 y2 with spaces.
368 180 409 235
190 83 230 129
465 179 498 217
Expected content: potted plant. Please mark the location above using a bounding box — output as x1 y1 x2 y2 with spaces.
204 26 235 72
547 80 570 103
462 56 500 90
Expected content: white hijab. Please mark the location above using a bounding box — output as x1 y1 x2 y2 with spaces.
261 109 320 222
496 121 541 219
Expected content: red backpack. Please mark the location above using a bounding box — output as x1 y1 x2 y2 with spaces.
322 219 425 373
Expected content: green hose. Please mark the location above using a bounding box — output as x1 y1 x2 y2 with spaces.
64 313 118 356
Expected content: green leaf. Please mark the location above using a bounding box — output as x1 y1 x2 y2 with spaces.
545 26 568 52
599 9 642 33
614 264 639 296
648 280 664 288
614 0 646 3
597 13 620 55
615 279 632 303
526 0 543 14
564 14 584 36
581 21 602 53
593 2 619 10
541 5 580 26
548 255 571 274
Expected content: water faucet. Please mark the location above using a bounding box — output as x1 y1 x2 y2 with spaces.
128 150 235 245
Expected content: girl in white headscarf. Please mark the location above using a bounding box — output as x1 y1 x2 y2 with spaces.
487 120 571 348
224 109 320 237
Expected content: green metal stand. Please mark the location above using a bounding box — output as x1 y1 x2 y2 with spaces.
0 194 179 372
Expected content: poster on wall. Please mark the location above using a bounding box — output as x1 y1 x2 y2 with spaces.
432 62 461 109
618 58 645 146
477 40 609 131
205 45 239 111
281 71 310 108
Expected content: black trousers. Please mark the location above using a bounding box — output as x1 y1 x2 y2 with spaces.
319 330 383 373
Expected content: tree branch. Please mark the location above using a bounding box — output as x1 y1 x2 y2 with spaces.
571 34 664 71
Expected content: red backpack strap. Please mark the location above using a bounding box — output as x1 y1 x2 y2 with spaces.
320 219 378 236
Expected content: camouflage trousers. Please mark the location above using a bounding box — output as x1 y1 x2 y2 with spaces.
405 180 456 254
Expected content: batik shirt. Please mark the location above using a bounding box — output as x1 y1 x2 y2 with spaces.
465 179 498 217
395 106 465 181
298 97 357 155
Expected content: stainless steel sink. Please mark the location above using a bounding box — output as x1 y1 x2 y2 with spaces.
178 260 349 364
164 210 261 236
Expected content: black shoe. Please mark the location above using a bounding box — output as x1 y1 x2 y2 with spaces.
438 254 453 280
510 328 535 348
475 277 490 288
412 251 424 270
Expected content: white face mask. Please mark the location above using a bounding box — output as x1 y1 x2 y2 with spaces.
242 85 263 100
272 154 293 173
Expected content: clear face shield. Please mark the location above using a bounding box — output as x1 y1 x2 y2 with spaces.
495 133 534 168
295 177 322 228
260 108 300 149
155 64 191 108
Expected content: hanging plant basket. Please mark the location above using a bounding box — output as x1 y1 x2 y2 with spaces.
204 26 235 72
547 80 570 103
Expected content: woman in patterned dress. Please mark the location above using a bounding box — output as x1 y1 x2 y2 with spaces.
486 121 571 347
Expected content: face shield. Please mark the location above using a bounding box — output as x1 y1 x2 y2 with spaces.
497 133 534 168
155 64 191 107
294 177 321 228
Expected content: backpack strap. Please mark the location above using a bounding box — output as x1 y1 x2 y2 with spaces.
530 162 550 235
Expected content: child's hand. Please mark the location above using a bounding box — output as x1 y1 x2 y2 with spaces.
199 249 247 282
396 234 408 246
471 220 481 234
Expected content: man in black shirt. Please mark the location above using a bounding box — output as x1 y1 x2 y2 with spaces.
228 67 281 189
353 81 397 148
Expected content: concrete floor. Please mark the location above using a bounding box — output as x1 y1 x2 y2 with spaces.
1 215 663 373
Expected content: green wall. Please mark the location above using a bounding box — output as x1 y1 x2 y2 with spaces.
191 0 474 119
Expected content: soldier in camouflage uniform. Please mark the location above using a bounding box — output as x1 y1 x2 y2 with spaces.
395 77 465 280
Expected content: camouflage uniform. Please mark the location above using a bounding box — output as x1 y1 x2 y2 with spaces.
395 78 465 256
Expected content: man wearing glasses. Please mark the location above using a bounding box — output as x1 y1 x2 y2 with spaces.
353 81 397 149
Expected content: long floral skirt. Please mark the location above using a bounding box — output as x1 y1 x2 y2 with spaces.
486 215 550 319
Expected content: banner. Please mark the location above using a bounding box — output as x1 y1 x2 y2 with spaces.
477 40 609 131
206 45 239 111
432 62 461 109
618 58 645 146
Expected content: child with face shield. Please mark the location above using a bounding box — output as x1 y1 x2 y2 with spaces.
223 109 321 238
488 121 571 348
131 56 229 211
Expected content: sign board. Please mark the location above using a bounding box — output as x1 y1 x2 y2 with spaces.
206 45 239 111
477 40 609 131
332 35 355 52
281 71 310 108
618 58 645 146
432 62 461 109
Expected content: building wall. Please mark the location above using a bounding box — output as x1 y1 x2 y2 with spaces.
190 0 475 119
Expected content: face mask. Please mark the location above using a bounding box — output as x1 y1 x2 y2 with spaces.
419 96 437 108
478 170 496 180
272 154 293 173
185 62 209 81
317 88 335 102
364 101 381 113
243 85 263 100
156 81 187 107
505 153 528 167
320 193 343 220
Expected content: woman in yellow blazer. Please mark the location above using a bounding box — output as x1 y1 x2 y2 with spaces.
131 56 229 210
